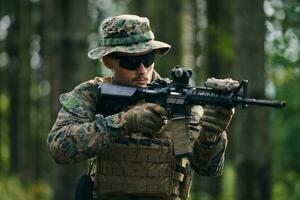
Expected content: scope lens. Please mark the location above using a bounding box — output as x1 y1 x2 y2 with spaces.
175 69 183 78
185 69 193 78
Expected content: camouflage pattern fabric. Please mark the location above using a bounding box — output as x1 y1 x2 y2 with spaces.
47 72 228 177
47 78 127 164
189 106 227 176
88 15 171 60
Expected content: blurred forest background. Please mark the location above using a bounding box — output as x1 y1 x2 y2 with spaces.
0 0 299 199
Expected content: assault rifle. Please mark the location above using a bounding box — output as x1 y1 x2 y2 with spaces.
97 66 285 157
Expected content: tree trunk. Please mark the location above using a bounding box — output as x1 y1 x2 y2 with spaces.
234 0 271 199
149 0 182 77
30 0 46 181
0 0 4 171
194 0 235 199
205 0 234 78
18 0 33 184
6 0 21 174
181 0 196 70
0 70 2 170
191 0 207 85
44 0 88 199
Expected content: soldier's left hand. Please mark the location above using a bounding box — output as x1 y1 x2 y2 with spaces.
199 105 234 144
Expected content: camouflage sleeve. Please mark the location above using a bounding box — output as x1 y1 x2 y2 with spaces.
188 106 227 176
47 79 127 164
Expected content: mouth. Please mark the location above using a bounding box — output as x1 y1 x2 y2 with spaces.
133 77 149 85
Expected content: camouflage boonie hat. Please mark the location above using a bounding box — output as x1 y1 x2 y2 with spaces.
88 15 171 59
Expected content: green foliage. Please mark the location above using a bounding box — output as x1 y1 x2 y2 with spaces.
0 135 9 172
0 175 52 200
0 93 9 113
266 0 300 199
189 164 235 200
220 163 235 200
215 35 234 62
273 171 300 200
270 74 300 199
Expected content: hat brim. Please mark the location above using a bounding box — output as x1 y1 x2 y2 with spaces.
88 40 171 60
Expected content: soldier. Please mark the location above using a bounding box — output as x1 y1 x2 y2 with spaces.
47 15 235 200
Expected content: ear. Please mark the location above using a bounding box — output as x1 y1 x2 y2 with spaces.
102 56 115 70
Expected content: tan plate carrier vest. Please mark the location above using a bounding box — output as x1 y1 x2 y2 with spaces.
94 135 193 200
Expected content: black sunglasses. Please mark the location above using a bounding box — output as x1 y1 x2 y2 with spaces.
108 51 155 70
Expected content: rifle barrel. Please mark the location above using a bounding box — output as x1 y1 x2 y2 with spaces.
238 97 286 108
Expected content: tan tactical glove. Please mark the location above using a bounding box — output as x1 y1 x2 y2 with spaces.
199 77 238 144
199 105 234 144
123 103 169 137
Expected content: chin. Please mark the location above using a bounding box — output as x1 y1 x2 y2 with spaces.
135 83 148 88
132 81 149 87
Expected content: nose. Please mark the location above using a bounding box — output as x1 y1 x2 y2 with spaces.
136 63 147 74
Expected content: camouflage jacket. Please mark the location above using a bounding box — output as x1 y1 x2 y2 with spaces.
47 72 227 176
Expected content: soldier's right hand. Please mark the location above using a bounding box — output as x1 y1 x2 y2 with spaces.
123 103 169 137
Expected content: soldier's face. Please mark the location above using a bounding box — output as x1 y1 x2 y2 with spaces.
102 52 155 87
